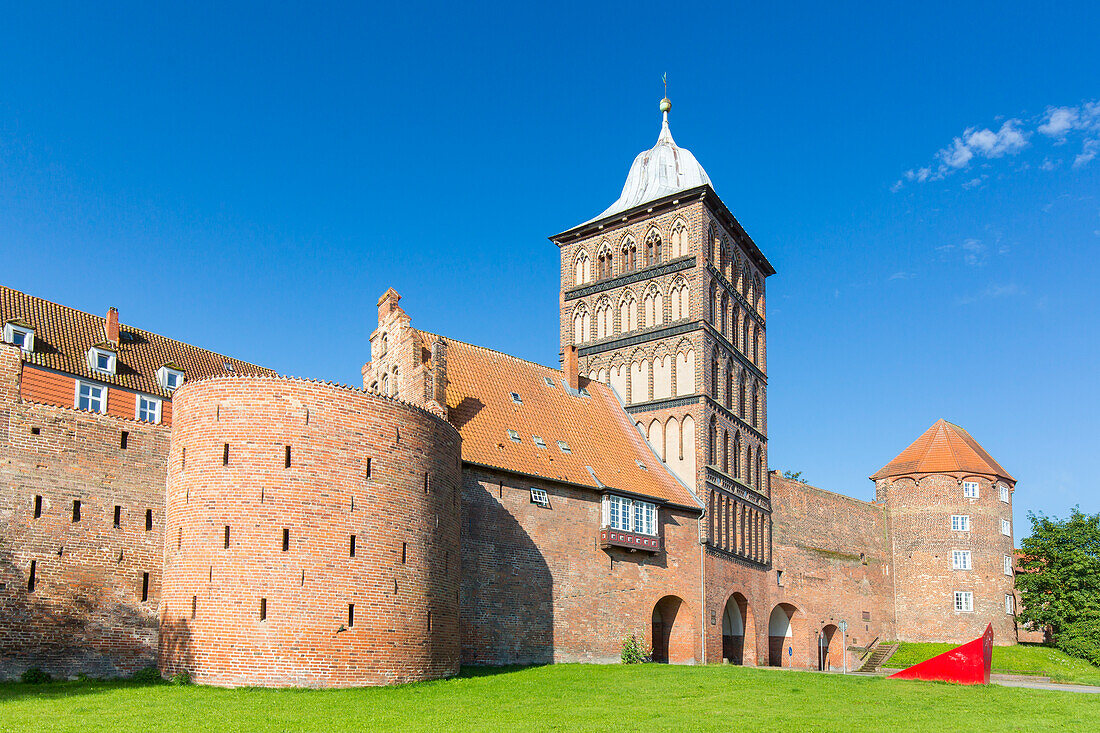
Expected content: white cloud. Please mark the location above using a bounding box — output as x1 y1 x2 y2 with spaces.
962 177 984 190
1040 158 1058 171
961 238 986 266
1039 107 1079 138
1073 139 1098 169
888 271 915 281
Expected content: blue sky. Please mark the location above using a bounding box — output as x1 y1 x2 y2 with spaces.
1 2 1097 533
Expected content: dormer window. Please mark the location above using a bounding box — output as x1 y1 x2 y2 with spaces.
157 365 185 393
87 346 117 375
3 322 34 352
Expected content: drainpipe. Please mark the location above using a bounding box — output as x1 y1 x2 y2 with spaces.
700 538 707 665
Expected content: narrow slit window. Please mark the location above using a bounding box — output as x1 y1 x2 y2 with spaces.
33 495 42 519
191 595 197 619
27 560 36 592
72 500 81 522
224 525 230 548
141 572 149 602
401 542 407 564
223 443 229 466
114 506 122 528
348 604 355 627
145 509 153 531
31 427 40 435
427 611 433 631
349 535 356 557
424 472 429 493
284 445 291 468
366 457 372 479
120 430 129 449
259 598 267 621
181 447 186 471
282 528 290 552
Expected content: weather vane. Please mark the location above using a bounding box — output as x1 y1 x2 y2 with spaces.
660 73 671 114
662 73 668 98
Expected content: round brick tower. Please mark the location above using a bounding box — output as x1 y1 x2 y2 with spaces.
159 376 461 687
873 420 1017 645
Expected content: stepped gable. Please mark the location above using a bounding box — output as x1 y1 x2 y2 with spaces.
871 419 1014 483
440 336 699 508
0 285 275 396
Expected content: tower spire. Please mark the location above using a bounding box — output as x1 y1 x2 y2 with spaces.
660 73 671 124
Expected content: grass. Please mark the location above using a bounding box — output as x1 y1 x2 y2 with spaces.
888 642 1100 685
2 663 1099 733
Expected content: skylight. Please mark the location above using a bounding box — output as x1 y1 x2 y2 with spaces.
557 440 571 454
635 460 648 471
510 392 522 404
544 377 555 388
224 361 236 372
533 436 547 449
507 429 520 442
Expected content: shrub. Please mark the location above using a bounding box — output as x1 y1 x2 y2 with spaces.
1057 619 1100 667
621 634 651 664
20 667 52 684
170 670 192 686
130 666 163 683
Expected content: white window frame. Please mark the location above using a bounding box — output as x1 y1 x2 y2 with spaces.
1004 555 1013 576
507 429 520 443
74 380 107 414
87 346 117 375
1000 484 1010 503
962 481 980 499
602 494 658 536
157 365 184 393
1002 518 1012 536
952 550 972 570
136 395 162 424
951 514 970 532
954 591 974 613
1006 594 1015 615
3 323 34 352
530 487 549 508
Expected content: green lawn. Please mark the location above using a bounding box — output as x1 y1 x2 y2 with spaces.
2 664 1099 733
888 642 1100 685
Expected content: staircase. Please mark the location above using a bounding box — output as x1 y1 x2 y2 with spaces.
858 641 900 673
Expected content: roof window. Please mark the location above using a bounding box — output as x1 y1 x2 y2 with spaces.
533 436 547 449
157 365 185 393
544 377 555 388
557 440 571 454
510 392 523 405
224 361 236 372
87 346 117 375
507 429 521 443
3 321 34 353
635 460 648 471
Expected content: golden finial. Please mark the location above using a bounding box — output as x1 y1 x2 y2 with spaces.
660 73 671 113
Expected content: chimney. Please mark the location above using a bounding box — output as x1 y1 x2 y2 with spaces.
564 344 579 391
431 339 447 407
105 307 119 345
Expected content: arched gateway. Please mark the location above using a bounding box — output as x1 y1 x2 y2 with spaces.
651 596 695 664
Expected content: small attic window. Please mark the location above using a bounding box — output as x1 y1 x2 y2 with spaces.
635 460 648 471
533 436 547 449
3 322 34 352
87 346 116 375
224 361 235 372
157 365 185 393
507 429 521 443
510 392 523 405
579 387 591 397
557 440 571 454
544 377 555 388
530 488 550 508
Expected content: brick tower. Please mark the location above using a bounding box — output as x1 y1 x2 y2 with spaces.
550 96 775 567
872 419 1018 644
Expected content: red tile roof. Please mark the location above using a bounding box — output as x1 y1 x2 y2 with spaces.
870 419 1014 483
1 285 276 397
440 336 700 509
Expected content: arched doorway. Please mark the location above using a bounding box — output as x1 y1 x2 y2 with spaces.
819 624 838 671
722 593 750 665
651 596 694 664
768 603 798 667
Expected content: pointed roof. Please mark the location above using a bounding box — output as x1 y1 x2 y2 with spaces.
870 419 1014 483
585 99 712 225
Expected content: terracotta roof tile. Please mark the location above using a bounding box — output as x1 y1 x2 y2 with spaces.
1 285 276 397
870 419 1014 483
439 336 700 509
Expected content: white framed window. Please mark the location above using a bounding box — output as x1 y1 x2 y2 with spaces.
952 550 972 570
1000 484 1010 503
532 436 547 449
557 440 571 454
87 346 117 375
1005 594 1015 615
1002 518 1012 536
75 380 107 413
507 429 520 443
602 494 658 536
962 481 980 499
1004 555 1013 576
951 515 971 532
136 395 161 424
3 322 34 352
530 487 549 508
954 591 974 612
157 365 184 393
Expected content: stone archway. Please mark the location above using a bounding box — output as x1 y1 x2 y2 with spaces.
722 593 754 665
819 624 839 671
651 595 695 664
768 603 800 668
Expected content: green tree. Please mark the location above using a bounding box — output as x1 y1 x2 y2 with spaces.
782 470 808 484
1016 507 1100 637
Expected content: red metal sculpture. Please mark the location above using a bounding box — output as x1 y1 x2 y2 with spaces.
889 624 993 685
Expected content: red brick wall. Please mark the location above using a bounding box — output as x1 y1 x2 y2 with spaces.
460 466 703 665
880 473 1017 645
0 346 169 680
159 376 462 687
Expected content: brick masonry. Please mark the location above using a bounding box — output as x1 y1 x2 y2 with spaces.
159 376 462 687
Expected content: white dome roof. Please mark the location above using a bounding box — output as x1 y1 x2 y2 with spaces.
591 109 711 223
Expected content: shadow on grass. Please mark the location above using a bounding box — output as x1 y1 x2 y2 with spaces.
0 677 169 703
456 665 549 680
